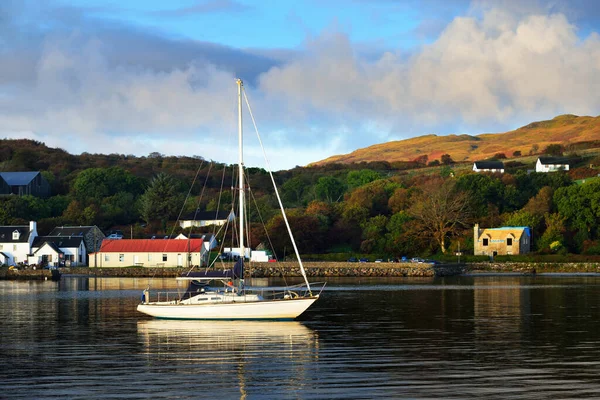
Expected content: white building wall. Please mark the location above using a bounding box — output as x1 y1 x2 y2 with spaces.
0 242 31 265
99 251 205 267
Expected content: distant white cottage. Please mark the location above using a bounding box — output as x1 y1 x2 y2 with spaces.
473 161 505 173
536 157 570 173
179 210 235 229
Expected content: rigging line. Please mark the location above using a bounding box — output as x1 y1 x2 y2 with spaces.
242 87 312 295
181 162 215 275
247 183 290 288
148 160 205 284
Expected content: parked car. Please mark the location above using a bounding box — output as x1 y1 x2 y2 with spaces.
411 257 425 263
374 259 383 263
359 258 369 263
401 256 408 262
347 257 358 262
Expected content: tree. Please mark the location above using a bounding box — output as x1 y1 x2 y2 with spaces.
493 153 507 159
139 173 182 231
346 169 381 189
536 213 566 252
408 179 471 253
282 176 308 204
512 150 522 157
554 180 600 250
529 144 539 155
441 154 454 165
414 155 428 165
543 144 564 156
315 176 345 203
456 173 505 216
345 180 390 216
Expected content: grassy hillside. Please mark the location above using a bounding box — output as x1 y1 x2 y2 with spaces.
313 114 600 165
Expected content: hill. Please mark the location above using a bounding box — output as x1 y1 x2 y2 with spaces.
312 114 600 165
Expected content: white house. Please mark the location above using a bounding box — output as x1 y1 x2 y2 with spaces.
179 210 235 229
0 221 38 266
175 232 218 252
95 238 207 267
536 157 570 173
473 161 505 173
29 236 87 267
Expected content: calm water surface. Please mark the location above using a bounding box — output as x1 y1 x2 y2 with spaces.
2 274 600 399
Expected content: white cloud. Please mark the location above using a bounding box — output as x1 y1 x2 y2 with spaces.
1 2 600 169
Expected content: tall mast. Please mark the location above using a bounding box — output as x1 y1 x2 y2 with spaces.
237 79 245 260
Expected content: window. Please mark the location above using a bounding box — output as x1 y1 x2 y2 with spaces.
13 244 17 251
0 244 3 250
507 238 513 246
482 238 489 246
12 230 19 240
104 254 110 262
162 254 167 262
148 254 153 262
119 254 124 262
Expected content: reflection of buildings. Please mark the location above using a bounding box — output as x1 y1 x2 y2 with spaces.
473 277 531 341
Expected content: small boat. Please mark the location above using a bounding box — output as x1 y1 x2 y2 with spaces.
137 79 324 320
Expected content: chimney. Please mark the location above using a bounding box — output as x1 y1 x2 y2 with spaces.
29 221 37 235
474 223 480 244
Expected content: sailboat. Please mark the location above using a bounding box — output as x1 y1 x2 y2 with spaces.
137 79 324 320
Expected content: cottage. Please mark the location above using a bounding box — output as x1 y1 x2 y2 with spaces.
29 236 87 267
473 161 505 173
0 172 50 197
49 225 105 255
179 210 235 229
535 157 570 173
95 238 207 267
474 224 531 256
0 221 38 266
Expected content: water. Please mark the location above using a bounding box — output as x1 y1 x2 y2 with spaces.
3 275 600 399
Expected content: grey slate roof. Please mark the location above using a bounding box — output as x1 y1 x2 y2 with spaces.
538 157 570 165
33 241 63 255
474 161 504 169
49 226 95 237
182 210 233 221
0 171 40 185
0 226 31 243
32 236 84 249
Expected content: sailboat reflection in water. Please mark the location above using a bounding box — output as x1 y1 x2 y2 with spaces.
137 79 325 320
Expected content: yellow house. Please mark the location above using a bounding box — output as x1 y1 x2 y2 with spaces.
474 224 531 256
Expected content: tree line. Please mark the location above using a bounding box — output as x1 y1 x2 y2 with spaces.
1 139 600 259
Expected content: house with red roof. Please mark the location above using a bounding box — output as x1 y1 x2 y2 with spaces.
95 238 207 268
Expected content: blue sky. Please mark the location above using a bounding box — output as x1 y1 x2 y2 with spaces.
1 0 600 169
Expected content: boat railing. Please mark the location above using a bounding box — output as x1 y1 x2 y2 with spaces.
244 281 326 299
146 282 326 304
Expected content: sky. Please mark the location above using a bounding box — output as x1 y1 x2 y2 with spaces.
1 0 600 170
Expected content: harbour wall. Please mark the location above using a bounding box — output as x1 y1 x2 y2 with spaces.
4 261 600 280
1 262 464 280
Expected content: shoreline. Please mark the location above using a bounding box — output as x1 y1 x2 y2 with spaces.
2 261 600 280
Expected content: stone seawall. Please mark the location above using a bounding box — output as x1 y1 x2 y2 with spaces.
466 262 600 273
1 262 465 280
6 261 600 281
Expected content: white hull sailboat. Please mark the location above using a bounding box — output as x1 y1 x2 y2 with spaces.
137 79 323 320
